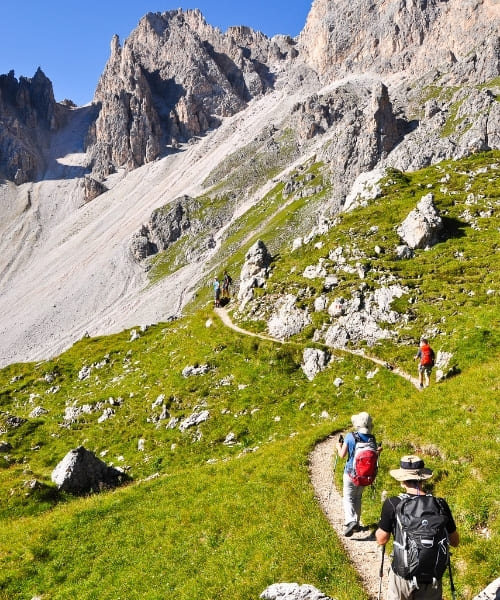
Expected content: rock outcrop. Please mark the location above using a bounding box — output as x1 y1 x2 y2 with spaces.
397 193 443 250
301 348 330 381
323 285 409 348
261 583 334 600
238 240 273 308
51 446 129 494
290 81 401 205
298 0 500 85
130 196 199 261
268 294 312 340
0 68 61 183
87 9 296 178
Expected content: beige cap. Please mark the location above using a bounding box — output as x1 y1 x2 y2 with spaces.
389 455 433 481
351 411 373 434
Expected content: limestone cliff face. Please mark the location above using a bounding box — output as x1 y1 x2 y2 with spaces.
88 9 296 178
0 68 61 183
298 0 500 84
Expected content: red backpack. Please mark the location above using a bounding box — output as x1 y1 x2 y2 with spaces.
348 433 379 487
420 344 435 366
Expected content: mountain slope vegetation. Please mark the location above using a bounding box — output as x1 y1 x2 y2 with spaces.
0 152 498 599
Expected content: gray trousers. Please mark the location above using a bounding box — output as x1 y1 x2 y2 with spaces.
342 471 364 525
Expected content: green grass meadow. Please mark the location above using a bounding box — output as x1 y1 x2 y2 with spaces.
0 152 498 599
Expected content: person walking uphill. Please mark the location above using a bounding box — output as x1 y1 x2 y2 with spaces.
336 412 382 537
222 270 232 299
375 455 459 600
415 338 435 389
213 277 221 308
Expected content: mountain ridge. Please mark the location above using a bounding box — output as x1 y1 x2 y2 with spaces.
0 0 499 367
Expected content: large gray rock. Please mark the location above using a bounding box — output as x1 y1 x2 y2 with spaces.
324 285 408 348
302 348 330 381
261 583 334 600
238 240 272 308
179 410 210 432
51 446 128 494
130 196 197 261
472 578 500 600
268 294 311 340
397 193 443 250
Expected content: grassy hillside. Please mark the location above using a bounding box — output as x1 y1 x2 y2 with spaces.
0 151 498 599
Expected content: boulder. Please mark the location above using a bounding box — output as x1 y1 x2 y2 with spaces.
314 296 328 312
396 193 443 250
238 240 272 308
395 244 413 260
29 406 48 418
435 350 457 382
328 298 345 318
472 578 500 600
261 583 334 600
344 167 387 212
302 348 330 381
268 295 311 340
182 364 210 377
179 410 210 432
51 446 128 494
324 285 408 348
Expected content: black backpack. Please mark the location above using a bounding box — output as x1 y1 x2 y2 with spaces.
392 494 450 584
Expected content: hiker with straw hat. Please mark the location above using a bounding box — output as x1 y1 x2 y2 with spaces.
336 411 382 537
375 455 459 600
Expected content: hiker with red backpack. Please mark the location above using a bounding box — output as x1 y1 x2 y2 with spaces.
375 455 459 600
415 337 435 389
336 412 382 537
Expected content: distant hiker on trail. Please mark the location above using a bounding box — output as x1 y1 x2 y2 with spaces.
375 455 459 600
336 412 382 537
213 277 221 308
222 270 232 299
415 338 435 389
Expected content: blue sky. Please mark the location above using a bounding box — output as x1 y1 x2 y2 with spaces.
0 0 312 106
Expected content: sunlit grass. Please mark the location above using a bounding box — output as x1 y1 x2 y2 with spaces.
0 152 498 598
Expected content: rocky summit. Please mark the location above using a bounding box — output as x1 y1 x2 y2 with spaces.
0 0 499 367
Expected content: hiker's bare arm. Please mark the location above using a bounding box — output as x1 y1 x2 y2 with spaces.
449 530 459 547
336 441 348 458
375 528 390 545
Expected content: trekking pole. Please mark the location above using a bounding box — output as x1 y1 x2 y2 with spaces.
448 554 456 600
371 442 382 499
328 435 343 504
377 544 386 600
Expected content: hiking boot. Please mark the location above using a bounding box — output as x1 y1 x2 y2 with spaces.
344 521 357 537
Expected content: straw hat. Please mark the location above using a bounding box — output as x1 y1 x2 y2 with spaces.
389 455 433 481
351 411 373 434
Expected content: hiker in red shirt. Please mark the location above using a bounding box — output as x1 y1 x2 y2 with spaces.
415 338 435 389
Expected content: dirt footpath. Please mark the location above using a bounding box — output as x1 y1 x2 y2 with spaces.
309 436 387 600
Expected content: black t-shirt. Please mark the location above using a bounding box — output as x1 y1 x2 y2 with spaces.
378 493 457 535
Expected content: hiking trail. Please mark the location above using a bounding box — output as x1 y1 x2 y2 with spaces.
214 305 423 599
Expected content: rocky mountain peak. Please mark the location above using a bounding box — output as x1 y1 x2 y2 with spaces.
298 0 500 84
87 8 295 179
0 67 62 183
